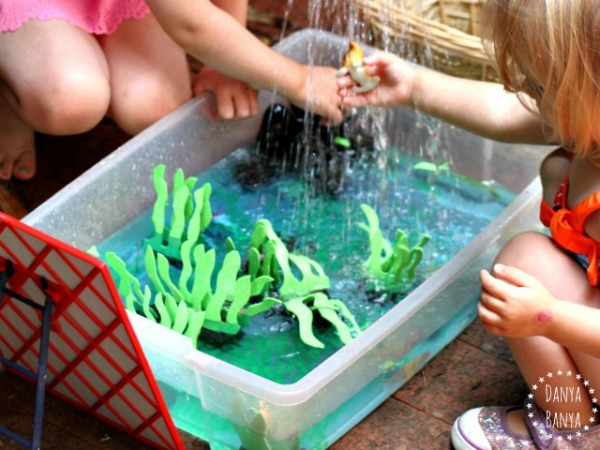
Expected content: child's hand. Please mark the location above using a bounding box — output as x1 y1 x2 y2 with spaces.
478 264 559 338
337 51 415 109
194 66 259 121
287 65 344 125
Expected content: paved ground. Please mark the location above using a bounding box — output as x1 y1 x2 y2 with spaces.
0 2 535 449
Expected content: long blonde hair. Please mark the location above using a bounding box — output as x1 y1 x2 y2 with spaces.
481 0 600 158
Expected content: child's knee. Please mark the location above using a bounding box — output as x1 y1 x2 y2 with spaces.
110 80 191 135
24 70 110 134
495 231 553 269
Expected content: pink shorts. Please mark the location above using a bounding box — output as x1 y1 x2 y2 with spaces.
0 0 151 35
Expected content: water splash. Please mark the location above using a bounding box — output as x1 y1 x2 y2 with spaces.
255 0 459 244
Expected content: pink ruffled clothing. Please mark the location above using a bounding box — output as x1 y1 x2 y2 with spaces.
0 0 151 35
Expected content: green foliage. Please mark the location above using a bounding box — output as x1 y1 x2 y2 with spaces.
107 242 279 348
249 219 360 349
358 204 430 294
107 164 361 350
145 164 212 261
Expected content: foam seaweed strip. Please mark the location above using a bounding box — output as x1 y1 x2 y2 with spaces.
157 252 184 302
191 244 215 310
145 245 167 296
413 161 450 173
284 297 324 348
172 168 198 220
151 164 168 241
357 205 392 277
413 160 513 203
250 219 329 298
164 293 179 323
250 275 272 297
317 297 361 343
106 252 145 301
167 184 190 252
146 164 212 261
187 185 211 244
172 300 189 334
154 293 172 328
178 240 195 299
244 297 281 316
200 183 212 232
311 294 352 344
141 286 156 322
248 218 359 348
225 275 251 325
184 309 205 343
247 247 261 278
204 250 244 334
359 204 430 294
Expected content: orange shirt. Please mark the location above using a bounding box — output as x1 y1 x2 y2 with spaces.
540 175 600 285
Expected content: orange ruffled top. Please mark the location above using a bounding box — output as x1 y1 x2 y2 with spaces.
540 175 600 285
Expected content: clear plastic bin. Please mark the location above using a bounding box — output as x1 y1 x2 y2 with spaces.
24 29 550 450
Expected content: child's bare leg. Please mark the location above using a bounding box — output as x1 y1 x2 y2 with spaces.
494 231 600 431
0 19 111 180
100 14 192 135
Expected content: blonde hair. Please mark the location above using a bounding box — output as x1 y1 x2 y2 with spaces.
481 0 600 158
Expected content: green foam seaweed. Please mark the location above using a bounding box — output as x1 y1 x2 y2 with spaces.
146 164 212 261
108 242 278 347
107 164 361 350
249 219 360 348
358 204 430 294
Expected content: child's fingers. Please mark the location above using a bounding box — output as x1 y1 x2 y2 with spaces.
477 301 504 333
491 263 539 288
215 89 235 120
363 50 398 67
479 269 515 300
479 290 505 315
336 75 355 89
234 87 258 119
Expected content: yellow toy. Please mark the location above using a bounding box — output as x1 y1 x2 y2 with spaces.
336 41 380 93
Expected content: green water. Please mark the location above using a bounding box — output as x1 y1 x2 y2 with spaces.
97 143 514 384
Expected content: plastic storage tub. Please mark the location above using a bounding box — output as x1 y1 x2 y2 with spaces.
23 30 549 449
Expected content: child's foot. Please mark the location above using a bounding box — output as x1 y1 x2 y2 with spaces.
0 98 36 180
452 405 533 450
452 400 600 449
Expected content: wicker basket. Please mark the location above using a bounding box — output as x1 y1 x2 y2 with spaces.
358 0 499 81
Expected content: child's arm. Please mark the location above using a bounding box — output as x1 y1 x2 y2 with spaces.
209 0 248 24
191 0 259 121
145 0 343 123
338 51 547 145
479 264 600 358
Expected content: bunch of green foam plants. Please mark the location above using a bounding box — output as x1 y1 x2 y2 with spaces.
358 204 430 294
106 164 360 350
247 219 360 349
107 241 278 349
145 164 212 262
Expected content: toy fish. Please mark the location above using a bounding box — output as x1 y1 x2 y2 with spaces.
336 41 380 93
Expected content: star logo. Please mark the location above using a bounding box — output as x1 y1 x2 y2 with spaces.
528 369 598 442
